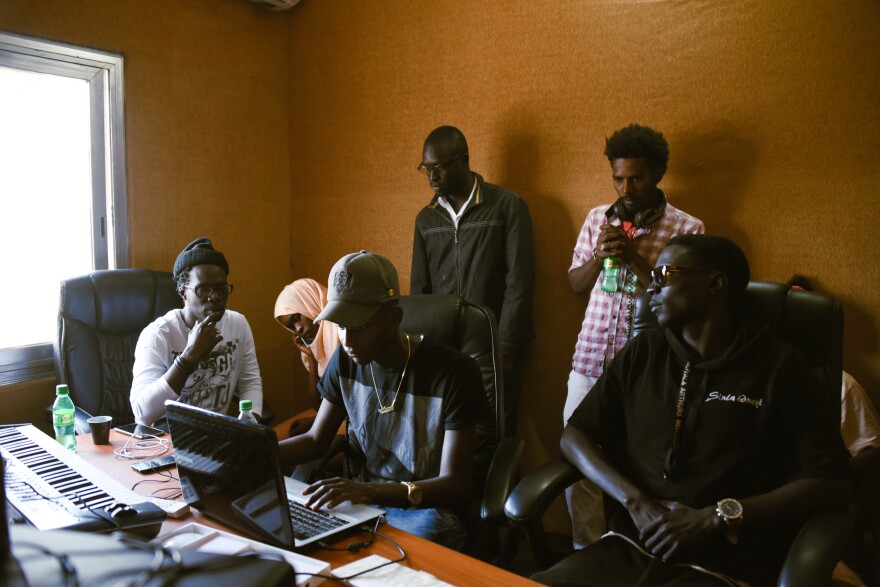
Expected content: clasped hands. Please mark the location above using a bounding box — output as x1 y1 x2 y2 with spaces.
593 224 636 264
628 497 720 561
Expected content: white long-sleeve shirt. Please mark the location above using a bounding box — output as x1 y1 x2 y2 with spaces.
131 309 263 425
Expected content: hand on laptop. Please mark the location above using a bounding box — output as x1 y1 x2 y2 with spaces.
302 477 374 510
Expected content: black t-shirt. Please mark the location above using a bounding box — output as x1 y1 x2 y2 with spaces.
318 335 486 484
569 324 850 584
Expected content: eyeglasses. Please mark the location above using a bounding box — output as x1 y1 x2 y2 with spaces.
650 265 717 288
183 283 234 299
416 152 467 176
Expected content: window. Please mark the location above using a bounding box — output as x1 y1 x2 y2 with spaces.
0 32 127 384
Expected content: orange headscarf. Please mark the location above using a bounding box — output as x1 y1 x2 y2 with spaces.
273 278 340 376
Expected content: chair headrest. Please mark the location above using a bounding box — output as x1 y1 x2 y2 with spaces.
60 269 180 335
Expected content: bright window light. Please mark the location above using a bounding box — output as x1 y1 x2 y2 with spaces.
0 67 94 348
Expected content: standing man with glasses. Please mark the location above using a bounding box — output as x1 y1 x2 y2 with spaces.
534 235 850 587
565 124 704 547
411 125 535 437
131 237 263 425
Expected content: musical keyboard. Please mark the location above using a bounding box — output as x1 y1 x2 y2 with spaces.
1 424 165 537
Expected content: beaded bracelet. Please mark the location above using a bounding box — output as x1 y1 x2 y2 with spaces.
174 355 195 375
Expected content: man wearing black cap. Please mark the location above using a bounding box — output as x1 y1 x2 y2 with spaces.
131 237 263 425
278 251 485 551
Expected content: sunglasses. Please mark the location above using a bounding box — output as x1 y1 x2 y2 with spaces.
651 265 717 288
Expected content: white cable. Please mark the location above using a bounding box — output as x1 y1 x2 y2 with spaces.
113 432 171 459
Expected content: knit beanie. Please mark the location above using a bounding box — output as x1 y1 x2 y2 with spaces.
173 237 229 278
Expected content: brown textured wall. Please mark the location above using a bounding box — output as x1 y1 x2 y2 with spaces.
0 0 298 419
285 0 880 479
3 1 880 530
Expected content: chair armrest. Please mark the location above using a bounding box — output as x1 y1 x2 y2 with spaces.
481 436 524 522
504 458 583 569
777 507 857 587
504 458 583 524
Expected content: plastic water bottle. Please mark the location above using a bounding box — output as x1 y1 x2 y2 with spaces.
238 399 258 424
601 257 621 293
52 384 77 452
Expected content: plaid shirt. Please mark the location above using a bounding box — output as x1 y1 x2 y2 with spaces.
570 201 704 377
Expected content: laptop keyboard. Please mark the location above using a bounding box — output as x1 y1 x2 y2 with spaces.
288 499 349 540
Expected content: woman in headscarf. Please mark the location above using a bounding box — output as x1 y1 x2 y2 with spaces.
274 278 340 436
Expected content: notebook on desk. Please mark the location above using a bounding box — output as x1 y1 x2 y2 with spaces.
164 400 384 549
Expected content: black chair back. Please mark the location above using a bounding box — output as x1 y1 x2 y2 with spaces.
53 269 182 430
398 294 504 497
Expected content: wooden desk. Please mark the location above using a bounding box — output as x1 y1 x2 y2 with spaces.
75 430 538 586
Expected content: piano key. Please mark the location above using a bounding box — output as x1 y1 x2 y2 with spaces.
2 424 157 532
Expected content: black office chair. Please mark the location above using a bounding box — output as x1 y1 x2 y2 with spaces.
504 282 856 586
53 269 183 433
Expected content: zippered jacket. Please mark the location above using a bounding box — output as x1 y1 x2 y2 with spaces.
411 173 535 355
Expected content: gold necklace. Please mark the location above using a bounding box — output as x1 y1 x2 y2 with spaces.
369 334 411 415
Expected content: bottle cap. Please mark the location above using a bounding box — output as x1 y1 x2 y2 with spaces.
603 256 621 269
56 384 70 396
240 399 253 411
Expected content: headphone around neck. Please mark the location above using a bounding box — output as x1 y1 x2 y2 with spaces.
605 190 668 229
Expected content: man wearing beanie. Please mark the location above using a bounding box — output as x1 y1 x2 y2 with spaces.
279 251 486 551
131 237 263 425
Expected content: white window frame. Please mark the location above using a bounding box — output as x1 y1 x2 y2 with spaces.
0 32 128 384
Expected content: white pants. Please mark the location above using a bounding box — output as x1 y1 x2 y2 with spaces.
564 370 605 549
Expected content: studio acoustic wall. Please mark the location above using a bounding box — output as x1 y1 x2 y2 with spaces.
285 0 880 498
2 3 879 538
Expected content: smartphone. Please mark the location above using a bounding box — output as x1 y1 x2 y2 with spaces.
131 454 176 474
114 423 166 439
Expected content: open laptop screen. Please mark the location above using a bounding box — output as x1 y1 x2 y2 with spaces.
164 400 294 547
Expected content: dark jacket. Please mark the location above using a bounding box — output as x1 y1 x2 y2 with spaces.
411 173 535 354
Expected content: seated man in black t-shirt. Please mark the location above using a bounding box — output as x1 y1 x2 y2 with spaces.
533 235 851 587
278 251 485 551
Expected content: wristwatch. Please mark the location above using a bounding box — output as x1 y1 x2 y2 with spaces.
716 498 743 544
716 498 744 528
401 481 422 506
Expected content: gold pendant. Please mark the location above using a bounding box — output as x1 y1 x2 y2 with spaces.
377 406 395 415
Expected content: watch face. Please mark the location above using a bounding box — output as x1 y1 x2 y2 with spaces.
719 499 742 518
410 487 423 506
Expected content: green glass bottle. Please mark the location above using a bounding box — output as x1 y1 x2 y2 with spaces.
601 257 621 293
52 384 77 452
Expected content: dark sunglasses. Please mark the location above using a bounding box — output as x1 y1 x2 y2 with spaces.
651 265 717 288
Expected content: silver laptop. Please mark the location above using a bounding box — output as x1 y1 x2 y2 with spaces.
164 400 384 548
